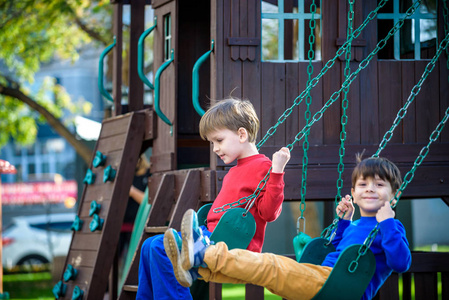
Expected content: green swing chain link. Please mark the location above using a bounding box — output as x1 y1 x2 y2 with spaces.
321 0 424 239
285 1 423 152
374 34 449 157
322 0 355 241
298 0 317 227
214 0 411 214
335 0 354 206
348 33 449 272
256 0 390 150
213 167 272 213
393 105 449 209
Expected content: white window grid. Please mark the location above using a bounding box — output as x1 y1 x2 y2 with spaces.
377 1 437 60
261 0 322 62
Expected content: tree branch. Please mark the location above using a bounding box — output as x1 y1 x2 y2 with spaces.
0 83 93 165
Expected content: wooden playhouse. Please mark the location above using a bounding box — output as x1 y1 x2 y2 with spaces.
55 1 449 299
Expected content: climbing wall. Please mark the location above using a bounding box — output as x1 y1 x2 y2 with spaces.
53 111 145 300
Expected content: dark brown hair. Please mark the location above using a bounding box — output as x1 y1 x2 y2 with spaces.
351 154 402 192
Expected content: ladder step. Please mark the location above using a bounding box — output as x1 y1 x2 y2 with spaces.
122 285 138 292
145 226 169 233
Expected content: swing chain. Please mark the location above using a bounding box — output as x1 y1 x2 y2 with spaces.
321 217 340 245
212 167 272 213
348 225 380 273
216 0 424 217
285 0 422 153
392 104 449 209
350 85 449 263
335 0 354 205
299 0 317 219
375 32 449 157
256 0 391 150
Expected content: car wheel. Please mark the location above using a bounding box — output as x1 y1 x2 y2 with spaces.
17 255 50 272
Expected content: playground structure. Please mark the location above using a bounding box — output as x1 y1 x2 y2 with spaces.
54 1 449 299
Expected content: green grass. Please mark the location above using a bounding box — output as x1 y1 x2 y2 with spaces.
222 284 282 299
3 272 53 300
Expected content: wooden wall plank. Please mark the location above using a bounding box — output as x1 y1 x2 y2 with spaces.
321 0 342 144
414 273 438 300
294 62 325 146
243 58 261 135
177 0 210 135
239 0 248 61
285 63 300 146
211 0 224 100
152 1 177 172
415 61 440 142
128 0 145 112
260 144 449 166
247 0 258 61
378 61 402 143
223 0 243 98
401 61 417 143
100 116 132 138
358 2 379 144
146 174 175 226
66 250 97 268
261 63 287 146
169 170 201 230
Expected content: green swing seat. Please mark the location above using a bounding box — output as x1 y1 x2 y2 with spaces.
297 237 336 265
295 236 375 300
196 203 256 250
311 244 376 300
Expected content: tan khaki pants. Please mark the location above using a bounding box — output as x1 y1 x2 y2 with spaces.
198 242 332 300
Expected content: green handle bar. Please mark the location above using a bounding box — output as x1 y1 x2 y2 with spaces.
138 17 157 90
98 37 116 102
192 40 214 116
154 49 174 126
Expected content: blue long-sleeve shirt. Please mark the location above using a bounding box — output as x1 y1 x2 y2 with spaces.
321 217 412 300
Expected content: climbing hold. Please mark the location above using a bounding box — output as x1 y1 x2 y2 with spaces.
92 151 107 168
52 281 67 299
89 214 104 232
89 200 101 217
71 215 83 231
63 264 78 282
83 169 96 185
72 286 84 300
103 165 117 182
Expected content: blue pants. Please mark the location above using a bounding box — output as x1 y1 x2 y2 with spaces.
136 226 211 300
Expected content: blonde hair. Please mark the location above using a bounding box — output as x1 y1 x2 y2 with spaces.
199 98 260 143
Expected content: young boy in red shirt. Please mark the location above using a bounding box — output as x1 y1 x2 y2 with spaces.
137 98 290 299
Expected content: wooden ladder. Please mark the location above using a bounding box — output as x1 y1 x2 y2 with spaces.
54 110 152 300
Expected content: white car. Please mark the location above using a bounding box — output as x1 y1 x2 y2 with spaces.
2 213 75 272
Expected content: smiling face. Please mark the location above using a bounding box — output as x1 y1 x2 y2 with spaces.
206 128 247 164
351 175 395 217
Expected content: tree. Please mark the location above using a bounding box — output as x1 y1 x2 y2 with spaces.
0 0 113 164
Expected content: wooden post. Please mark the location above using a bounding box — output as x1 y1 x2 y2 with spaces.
0 160 16 299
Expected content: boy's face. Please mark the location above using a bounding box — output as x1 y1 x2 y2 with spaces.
206 128 246 164
351 175 395 217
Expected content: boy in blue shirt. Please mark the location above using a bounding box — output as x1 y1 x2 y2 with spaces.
165 156 412 300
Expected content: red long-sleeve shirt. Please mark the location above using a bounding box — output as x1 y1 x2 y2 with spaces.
206 154 285 252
